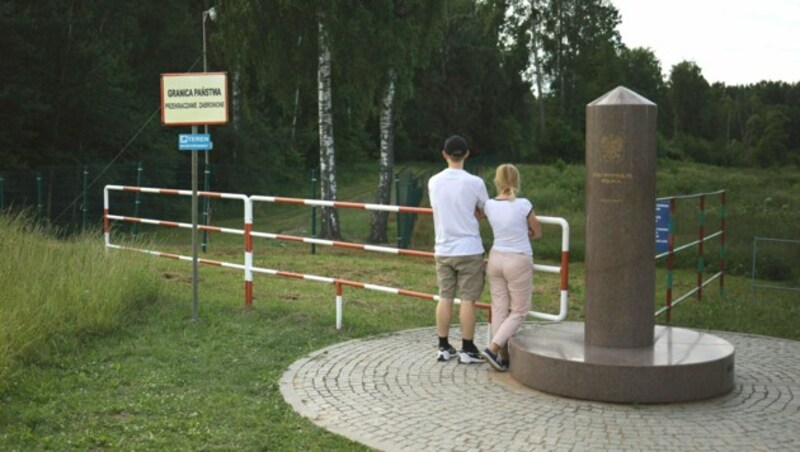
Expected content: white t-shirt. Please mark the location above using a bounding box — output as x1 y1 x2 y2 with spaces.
484 197 534 256
428 168 489 256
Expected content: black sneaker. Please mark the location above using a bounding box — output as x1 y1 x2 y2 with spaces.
437 345 457 362
480 348 507 372
458 348 486 364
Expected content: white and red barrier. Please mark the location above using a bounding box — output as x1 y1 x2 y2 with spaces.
104 185 571 327
104 185 254 305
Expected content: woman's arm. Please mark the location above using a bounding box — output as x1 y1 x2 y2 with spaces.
528 209 542 239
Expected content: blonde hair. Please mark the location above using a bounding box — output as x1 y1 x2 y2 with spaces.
494 164 520 200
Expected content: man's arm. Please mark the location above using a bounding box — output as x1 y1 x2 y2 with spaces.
474 177 490 220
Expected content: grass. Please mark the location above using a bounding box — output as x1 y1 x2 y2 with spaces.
1 160 798 449
0 213 166 393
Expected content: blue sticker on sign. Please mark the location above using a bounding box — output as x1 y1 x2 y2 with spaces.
178 134 212 151
655 201 670 253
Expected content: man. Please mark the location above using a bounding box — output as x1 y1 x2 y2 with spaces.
427 135 489 363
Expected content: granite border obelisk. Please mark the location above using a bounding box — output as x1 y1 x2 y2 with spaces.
508 86 734 403
584 87 657 348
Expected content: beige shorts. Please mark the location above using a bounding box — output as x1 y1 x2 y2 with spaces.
435 254 485 301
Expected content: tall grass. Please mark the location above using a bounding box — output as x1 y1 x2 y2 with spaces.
0 213 167 392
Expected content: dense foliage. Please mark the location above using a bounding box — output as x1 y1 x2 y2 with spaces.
1 0 798 180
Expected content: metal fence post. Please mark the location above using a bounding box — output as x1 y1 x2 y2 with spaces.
132 162 143 236
395 174 402 249
82 166 89 230
310 168 317 255
751 237 758 292
697 195 706 301
402 175 415 248
665 198 676 323
719 191 727 296
202 162 211 252
36 172 43 223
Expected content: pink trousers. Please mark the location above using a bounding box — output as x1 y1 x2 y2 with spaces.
486 250 533 347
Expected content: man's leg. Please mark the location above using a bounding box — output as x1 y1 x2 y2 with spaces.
436 299 453 338
457 300 485 363
459 300 475 341
435 299 457 361
435 257 459 361
454 254 486 363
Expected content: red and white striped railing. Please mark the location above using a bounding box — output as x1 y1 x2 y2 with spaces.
104 185 571 326
250 195 433 214
532 216 570 322
104 185 254 306
250 195 571 321
250 231 434 258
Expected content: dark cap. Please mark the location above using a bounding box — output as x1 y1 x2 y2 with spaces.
443 135 468 157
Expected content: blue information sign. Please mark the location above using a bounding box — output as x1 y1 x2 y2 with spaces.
178 134 213 151
655 201 670 253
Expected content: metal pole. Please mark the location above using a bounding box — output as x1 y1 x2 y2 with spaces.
133 162 143 236
666 198 676 323
751 237 758 292
697 195 705 301
395 174 402 249
202 162 211 252
719 191 727 296
335 281 343 330
403 176 414 249
311 168 317 254
191 125 200 321
202 11 212 252
36 172 43 223
82 166 88 230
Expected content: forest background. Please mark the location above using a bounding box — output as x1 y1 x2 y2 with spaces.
1 0 798 240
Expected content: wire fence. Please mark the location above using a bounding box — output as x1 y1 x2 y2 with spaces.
751 237 800 293
0 158 426 244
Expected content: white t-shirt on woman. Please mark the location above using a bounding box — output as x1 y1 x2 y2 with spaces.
484 197 534 256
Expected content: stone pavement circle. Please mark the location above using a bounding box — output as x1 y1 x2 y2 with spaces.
280 323 800 451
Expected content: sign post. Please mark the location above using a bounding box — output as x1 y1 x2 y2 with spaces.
161 72 228 321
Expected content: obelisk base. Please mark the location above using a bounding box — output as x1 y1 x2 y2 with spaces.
509 322 735 403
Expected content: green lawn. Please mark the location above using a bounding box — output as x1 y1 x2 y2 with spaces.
1 160 798 449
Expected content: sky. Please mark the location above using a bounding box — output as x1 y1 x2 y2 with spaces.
611 0 800 86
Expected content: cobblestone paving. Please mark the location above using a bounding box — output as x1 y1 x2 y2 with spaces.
280 324 800 451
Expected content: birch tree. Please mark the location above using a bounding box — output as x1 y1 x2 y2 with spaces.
368 67 397 243
367 0 444 244
317 11 340 239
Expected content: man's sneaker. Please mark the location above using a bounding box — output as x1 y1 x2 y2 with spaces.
437 345 457 362
480 348 507 372
458 349 486 364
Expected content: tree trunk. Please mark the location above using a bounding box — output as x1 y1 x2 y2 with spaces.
368 68 397 244
233 69 241 161
530 6 546 139
317 13 341 240
292 35 303 145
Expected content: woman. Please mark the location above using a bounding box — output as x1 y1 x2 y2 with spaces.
481 164 541 371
